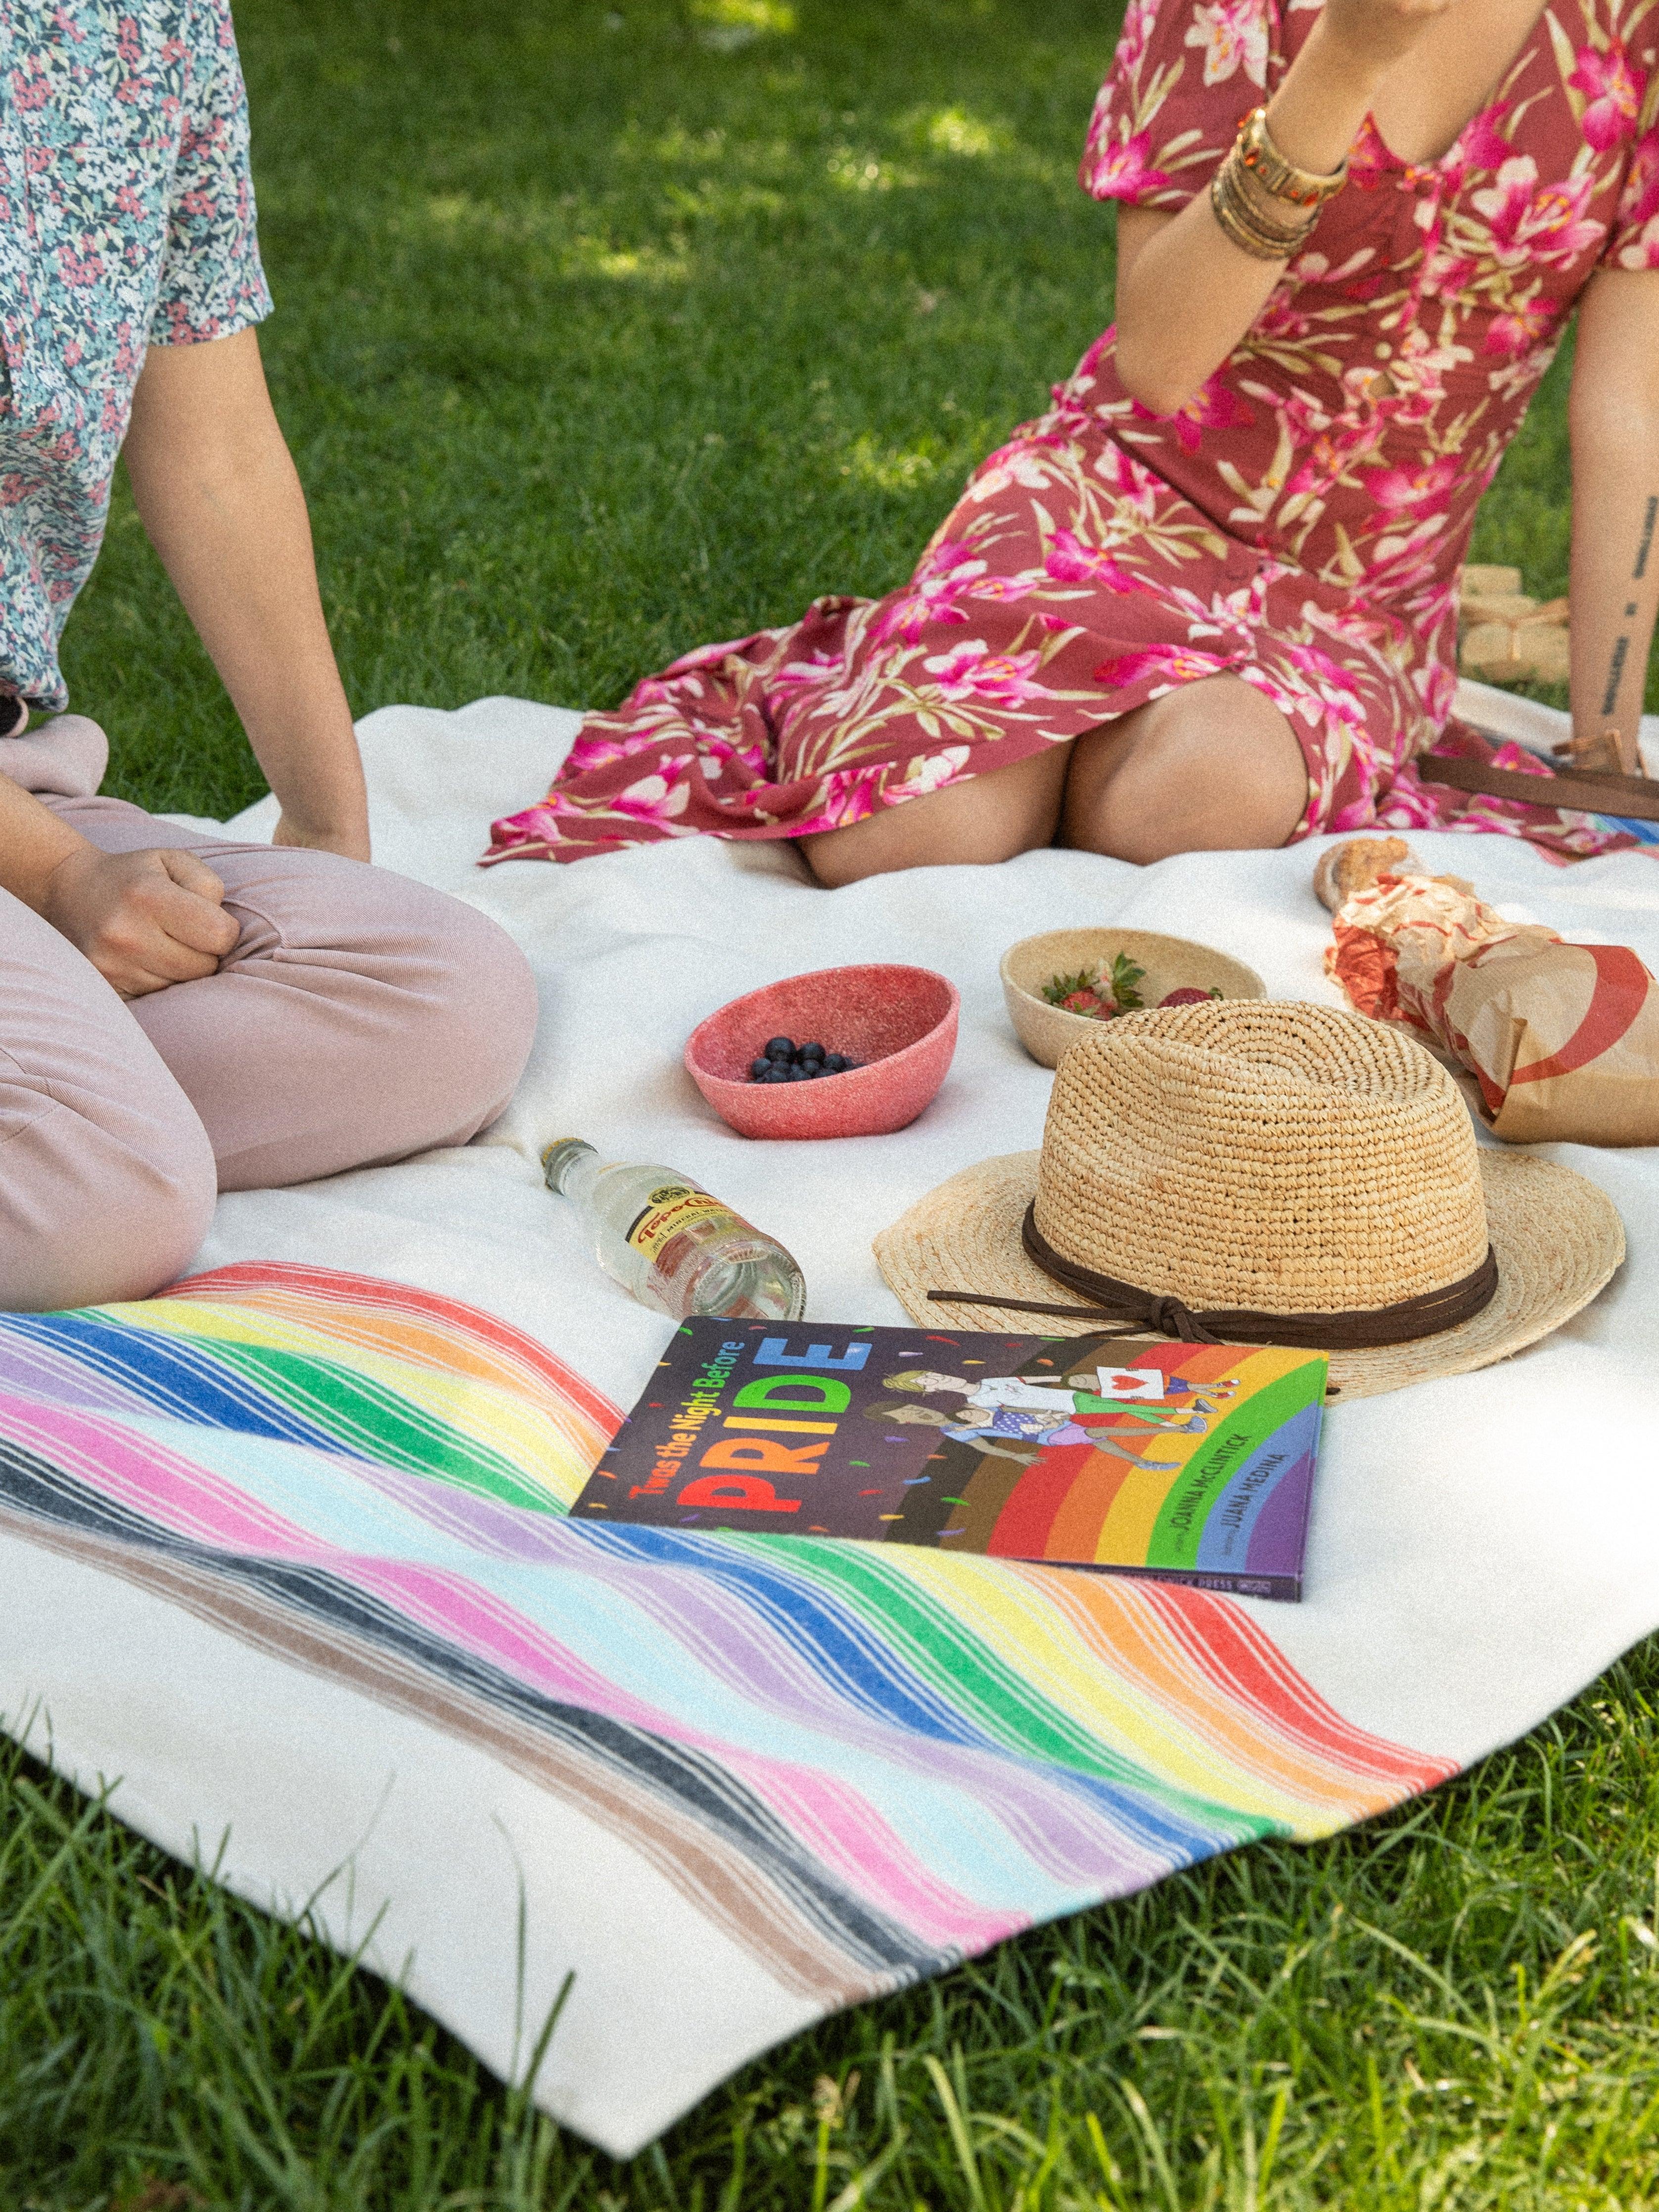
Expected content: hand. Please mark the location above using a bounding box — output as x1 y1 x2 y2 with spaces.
41 844 242 998
1316 0 1460 79
272 809 372 863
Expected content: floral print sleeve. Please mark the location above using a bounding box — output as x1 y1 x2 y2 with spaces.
1604 46 1659 263
1079 0 1280 209
150 0 272 344
0 0 273 710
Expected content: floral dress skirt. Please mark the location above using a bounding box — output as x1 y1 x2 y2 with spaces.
486 0 1659 868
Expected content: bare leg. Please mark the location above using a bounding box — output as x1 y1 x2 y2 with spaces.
1061 676 1309 863
801 676 1307 883
800 743 1069 888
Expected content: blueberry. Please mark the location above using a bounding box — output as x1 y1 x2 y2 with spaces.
750 1058 772 1080
823 1052 847 1073
765 1036 794 1060
799 1041 825 1063
790 1063 812 1081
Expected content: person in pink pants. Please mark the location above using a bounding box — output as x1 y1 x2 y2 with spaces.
0 2 536 1311
1 716 535 1312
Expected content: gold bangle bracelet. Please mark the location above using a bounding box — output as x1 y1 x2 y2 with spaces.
1219 138 1318 232
1210 130 1322 258
1210 182 1302 260
1238 105 1348 210
1232 159 1319 243
1209 164 1312 261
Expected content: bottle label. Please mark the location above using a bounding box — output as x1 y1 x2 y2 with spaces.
625 1184 739 1265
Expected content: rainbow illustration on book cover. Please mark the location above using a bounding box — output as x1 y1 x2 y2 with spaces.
570 1319 1329 1601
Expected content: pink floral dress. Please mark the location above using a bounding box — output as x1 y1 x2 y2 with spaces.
487 0 1659 867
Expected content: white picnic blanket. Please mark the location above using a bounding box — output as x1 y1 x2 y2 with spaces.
5 682 1658 2154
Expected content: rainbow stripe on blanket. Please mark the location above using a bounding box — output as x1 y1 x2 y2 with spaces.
0 1263 1452 2004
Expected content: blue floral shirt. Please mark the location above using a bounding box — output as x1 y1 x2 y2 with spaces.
0 0 272 710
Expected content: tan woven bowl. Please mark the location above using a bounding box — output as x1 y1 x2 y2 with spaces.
875 999 1624 1399
1001 927 1265 1069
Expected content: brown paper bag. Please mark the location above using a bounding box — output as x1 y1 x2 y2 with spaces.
1325 870 1659 1146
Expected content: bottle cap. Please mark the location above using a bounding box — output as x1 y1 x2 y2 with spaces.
541 1138 595 1193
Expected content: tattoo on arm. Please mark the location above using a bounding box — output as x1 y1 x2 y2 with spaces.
1598 494 1659 720
1601 634 1630 718
1635 494 1659 582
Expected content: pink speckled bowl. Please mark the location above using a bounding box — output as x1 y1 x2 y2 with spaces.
685 965 960 1140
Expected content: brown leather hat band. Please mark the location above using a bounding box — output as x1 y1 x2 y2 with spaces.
925 1203 1499 1350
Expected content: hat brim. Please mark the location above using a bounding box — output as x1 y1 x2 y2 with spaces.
873 1149 1624 1400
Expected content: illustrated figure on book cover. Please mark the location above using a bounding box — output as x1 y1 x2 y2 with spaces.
572 1321 1326 1601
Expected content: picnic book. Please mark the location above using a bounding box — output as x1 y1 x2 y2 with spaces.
569 1318 1328 1601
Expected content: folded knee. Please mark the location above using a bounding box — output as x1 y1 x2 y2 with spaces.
0 1094 216 1312
1074 798 1301 866
1066 692 1309 862
386 897 539 1143
804 803 1057 885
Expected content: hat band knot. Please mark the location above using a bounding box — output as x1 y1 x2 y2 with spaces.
1145 1293 1207 1342
924 1203 1500 1351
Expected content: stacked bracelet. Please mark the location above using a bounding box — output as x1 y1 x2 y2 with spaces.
1210 105 1348 263
1238 106 1348 209
1210 165 1313 260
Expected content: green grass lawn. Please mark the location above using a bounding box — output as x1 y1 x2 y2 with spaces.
8 0 1659 2203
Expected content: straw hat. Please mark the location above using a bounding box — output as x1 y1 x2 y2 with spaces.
875 999 1623 1399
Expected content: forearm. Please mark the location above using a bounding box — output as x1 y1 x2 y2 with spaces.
1568 276 1659 773
0 770 97 911
123 327 369 855
1115 18 1397 412
1567 445 1659 769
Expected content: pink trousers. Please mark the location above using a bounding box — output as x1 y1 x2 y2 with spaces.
1 719 537 1312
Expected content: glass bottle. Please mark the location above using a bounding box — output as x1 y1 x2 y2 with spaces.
542 1140 806 1321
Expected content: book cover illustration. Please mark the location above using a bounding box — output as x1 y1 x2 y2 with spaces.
570 1319 1328 1601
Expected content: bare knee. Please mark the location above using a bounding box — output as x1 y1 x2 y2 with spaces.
801 746 1068 886
1061 680 1309 864
803 805 1050 888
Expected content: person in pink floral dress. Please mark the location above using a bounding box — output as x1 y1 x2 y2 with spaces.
488 0 1659 878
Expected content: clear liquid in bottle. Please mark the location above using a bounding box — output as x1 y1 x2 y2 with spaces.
542 1139 807 1321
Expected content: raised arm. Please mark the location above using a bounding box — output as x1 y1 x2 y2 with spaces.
123 326 370 860
1114 0 1456 413
1565 268 1659 775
